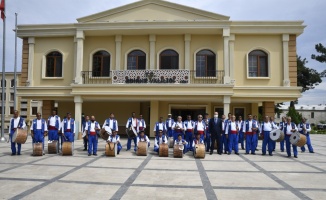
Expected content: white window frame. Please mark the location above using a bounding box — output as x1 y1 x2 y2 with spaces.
246 47 271 80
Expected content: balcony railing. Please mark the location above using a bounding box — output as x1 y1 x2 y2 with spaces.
82 70 224 85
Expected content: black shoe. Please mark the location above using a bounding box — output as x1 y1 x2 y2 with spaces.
273 150 275 152
287 155 291 157
117 152 120 155
93 153 97 156
241 147 244 150
88 154 91 156
209 152 212 155
281 150 284 152
255 149 258 151
235 153 239 155
224 152 227 154
126 149 130 151
251 153 256 155
245 153 249 155
218 153 222 155
294 155 298 158
83 149 87 151
11 153 16 156
269 154 273 156
310 151 314 153
17 153 21 155
262 153 266 156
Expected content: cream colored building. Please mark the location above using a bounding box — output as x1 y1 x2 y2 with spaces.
16 0 305 136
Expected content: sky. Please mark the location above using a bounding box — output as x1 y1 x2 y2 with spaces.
0 0 325 105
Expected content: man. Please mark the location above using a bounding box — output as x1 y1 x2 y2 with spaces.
225 115 239 155
184 115 195 151
283 116 298 158
126 112 139 151
61 113 75 143
165 114 174 138
261 116 274 156
221 115 229 154
269 116 278 151
154 131 167 153
237 116 245 150
209 112 222 155
47 109 61 150
203 113 210 152
138 114 146 133
103 113 119 132
173 116 185 139
9 110 26 156
137 130 150 148
82 115 90 151
298 117 314 153
85 115 101 156
30 112 48 155
108 130 122 155
153 117 166 136
194 115 206 140
243 114 258 155
174 134 188 154
278 116 286 152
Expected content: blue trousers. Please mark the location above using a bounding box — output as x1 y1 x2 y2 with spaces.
127 137 137 150
262 131 273 154
48 129 59 141
222 134 229 153
205 132 211 152
88 135 98 154
33 130 44 151
280 140 285 151
117 143 122 153
63 132 74 142
167 129 173 138
238 131 245 149
10 130 21 154
246 134 257 154
154 146 159 153
228 134 239 153
285 135 297 156
301 134 314 153
185 131 194 151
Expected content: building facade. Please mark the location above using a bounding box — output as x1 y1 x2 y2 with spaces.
16 0 305 136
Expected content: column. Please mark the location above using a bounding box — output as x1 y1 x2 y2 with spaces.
27 37 35 86
75 30 84 84
262 102 275 118
251 103 259 116
150 100 159 137
229 34 235 84
282 34 290 86
184 34 191 70
74 96 83 138
149 34 156 70
223 28 230 84
115 35 122 70
223 96 231 115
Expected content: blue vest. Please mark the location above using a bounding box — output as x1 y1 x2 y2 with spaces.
11 117 24 130
155 122 166 135
284 122 296 134
138 135 147 142
106 119 117 131
63 118 75 133
165 119 175 129
238 121 244 132
87 121 100 135
156 136 165 145
299 123 310 134
245 120 257 132
184 120 194 130
48 115 59 129
227 121 239 133
33 119 46 134
194 121 206 134
194 138 204 144
110 135 119 142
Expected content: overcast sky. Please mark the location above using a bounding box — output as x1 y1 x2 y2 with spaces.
0 0 325 105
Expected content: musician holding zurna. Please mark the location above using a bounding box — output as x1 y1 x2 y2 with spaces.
165 114 174 138
225 115 239 155
85 115 101 156
126 112 139 151
108 130 122 155
153 117 166 136
137 130 150 148
174 134 188 154
173 116 185 139
9 110 26 156
154 130 167 153
283 117 298 158
298 117 314 153
260 116 275 156
30 112 48 155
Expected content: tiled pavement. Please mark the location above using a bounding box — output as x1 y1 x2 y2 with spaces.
0 134 326 200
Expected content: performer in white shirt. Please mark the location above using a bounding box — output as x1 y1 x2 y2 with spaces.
126 112 139 151
298 117 314 153
154 131 167 153
107 130 122 154
283 117 299 158
184 115 195 151
61 113 75 143
30 112 48 155
165 114 174 138
153 117 166 136
243 114 258 155
174 134 188 154
137 130 150 148
173 116 185 139
260 116 275 156
9 110 26 156
138 114 146 133
103 113 119 132
85 115 101 156
194 115 206 141
47 109 61 149
225 115 239 155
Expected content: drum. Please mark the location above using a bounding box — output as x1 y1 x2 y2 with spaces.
12 128 28 144
126 126 137 139
62 142 73 156
33 143 43 156
105 142 117 157
168 137 174 148
194 144 205 159
137 142 148 156
173 144 183 158
159 143 168 157
48 140 58 154
290 132 307 147
100 127 111 141
269 129 285 142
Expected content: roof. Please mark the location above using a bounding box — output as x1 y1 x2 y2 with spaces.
279 104 326 111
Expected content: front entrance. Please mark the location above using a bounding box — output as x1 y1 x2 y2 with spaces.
171 108 206 121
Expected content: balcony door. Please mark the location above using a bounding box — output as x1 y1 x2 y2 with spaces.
160 49 179 69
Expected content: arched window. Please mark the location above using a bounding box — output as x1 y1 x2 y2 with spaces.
196 50 216 77
0 79 6 87
46 51 62 77
127 50 146 70
160 49 179 69
92 50 110 77
248 50 268 77
10 79 15 87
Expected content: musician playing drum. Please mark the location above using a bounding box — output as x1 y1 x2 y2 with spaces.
173 116 185 139
278 117 286 152
174 134 188 154
9 110 26 156
225 115 239 155
269 116 278 151
30 112 48 155
298 117 314 153
85 115 101 156
61 113 75 143
192 133 204 155
126 112 139 151
283 117 299 158
154 131 167 153
108 130 122 155
165 114 174 138
194 115 206 141
137 130 150 148
260 116 275 156
47 109 61 151
138 114 146 133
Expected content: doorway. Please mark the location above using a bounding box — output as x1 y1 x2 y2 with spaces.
171 108 206 121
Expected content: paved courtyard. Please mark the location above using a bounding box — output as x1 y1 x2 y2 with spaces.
0 134 325 200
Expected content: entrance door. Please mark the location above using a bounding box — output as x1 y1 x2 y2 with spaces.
171 109 206 121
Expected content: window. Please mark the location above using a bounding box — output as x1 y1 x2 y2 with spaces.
32 107 38 115
234 108 245 119
127 50 146 70
0 79 6 87
46 51 63 77
10 107 14 114
11 79 15 87
92 51 110 77
196 50 216 77
10 93 14 101
214 107 224 116
0 93 5 101
160 49 179 69
248 50 268 77
0 106 4 114
311 112 314 119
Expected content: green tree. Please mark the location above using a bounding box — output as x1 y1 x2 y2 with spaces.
297 56 322 92
311 43 326 77
286 101 302 124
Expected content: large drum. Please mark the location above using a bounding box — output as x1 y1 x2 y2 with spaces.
194 144 205 158
105 142 117 157
270 129 285 142
168 137 174 148
12 128 28 144
159 143 168 157
48 140 58 154
33 143 43 156
137 142 148 156
126 126 137 139
173 144 183 158
290 132 307 147
100 126 111 141
62 142 73 156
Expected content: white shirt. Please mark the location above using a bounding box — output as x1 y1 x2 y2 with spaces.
270 121 278 129
126 118 138 128
184 121 193 129
154 135 167 147
261 122 273 132
196 121 205 131
138 119 146 129
108 135 120 143
192 139 204 148
48 115 61 129
174 139 187 145
10 117 26 129
225 121 238 135
286 123 298 135
30 119 48 131
173 121 184 129
103 119 119 131
61 119 76 134
153 122 165 131
166 118 172 128
85 121 100 132
243 120 253 132
298 123 312 132
137 135 150 145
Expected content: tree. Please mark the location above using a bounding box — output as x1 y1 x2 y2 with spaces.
297 56 322 92
311 43 326 77
286 101 302 125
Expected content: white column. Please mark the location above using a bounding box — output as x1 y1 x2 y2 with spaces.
229 34 235 84
223 28 230 84
27 37 35 86
74 96 83 135
282 34 290 87
184 34 191 70
115 35 122 70
223 96 231 116
75 30 84 84
149 34 156 70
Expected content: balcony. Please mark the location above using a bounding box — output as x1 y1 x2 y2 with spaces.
81 70 224 85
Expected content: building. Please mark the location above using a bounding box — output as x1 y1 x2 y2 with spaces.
0 72 42 129
16 0 305 136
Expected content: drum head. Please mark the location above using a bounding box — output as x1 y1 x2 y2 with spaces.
290 132 300 145
105 126 112 134
270 129 281 141
12 130 18 142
